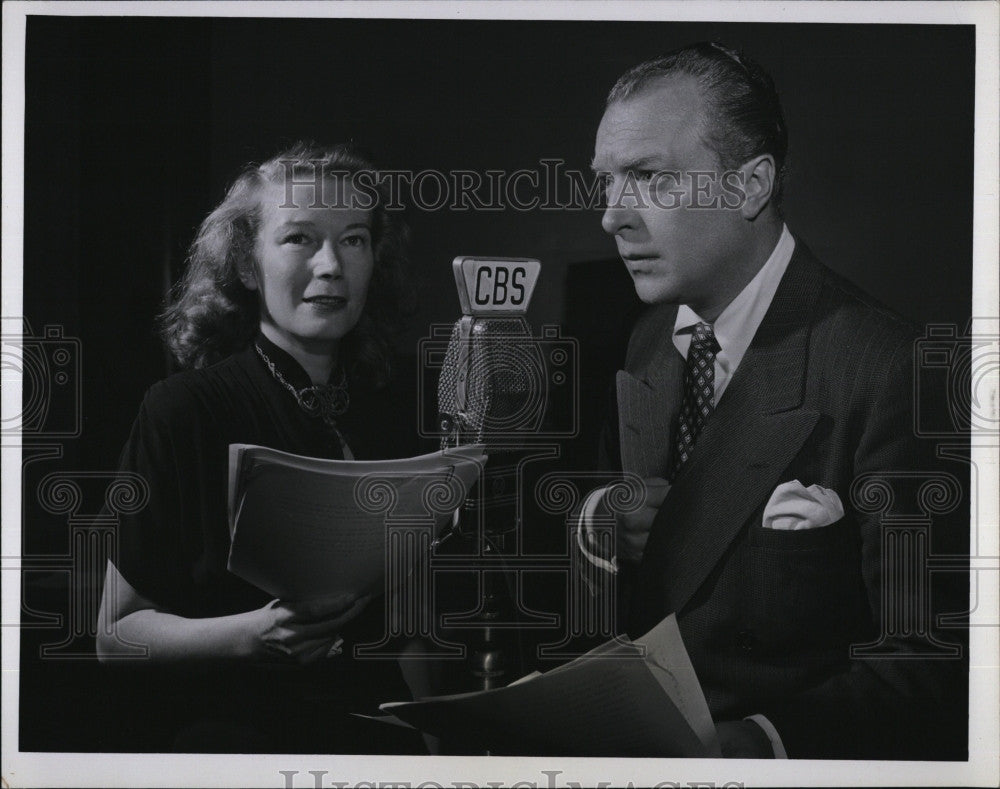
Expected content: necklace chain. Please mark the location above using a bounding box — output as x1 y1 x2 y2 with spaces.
254 344 350 428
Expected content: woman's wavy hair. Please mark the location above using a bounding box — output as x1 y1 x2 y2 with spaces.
160 141 411 391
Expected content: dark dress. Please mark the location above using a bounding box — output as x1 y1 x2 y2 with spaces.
108 333 425 753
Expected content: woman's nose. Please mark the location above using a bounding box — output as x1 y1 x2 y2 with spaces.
313 240 343 278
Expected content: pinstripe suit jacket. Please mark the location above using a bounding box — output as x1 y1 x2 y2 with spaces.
604 242 967 759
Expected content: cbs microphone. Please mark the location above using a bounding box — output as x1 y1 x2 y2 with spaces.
434 256 545 691
437 257 543 535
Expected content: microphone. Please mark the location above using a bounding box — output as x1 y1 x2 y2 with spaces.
434 257 543 692
437 257 543 533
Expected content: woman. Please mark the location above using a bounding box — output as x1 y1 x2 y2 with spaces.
96 142 423 753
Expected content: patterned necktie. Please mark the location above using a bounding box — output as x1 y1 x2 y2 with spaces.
669 321 720 481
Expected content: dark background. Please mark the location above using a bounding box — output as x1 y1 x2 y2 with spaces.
18 16 974 751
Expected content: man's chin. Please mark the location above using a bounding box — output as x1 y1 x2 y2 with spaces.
631 279 678 306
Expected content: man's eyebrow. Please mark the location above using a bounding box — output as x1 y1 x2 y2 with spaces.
590 155 669 173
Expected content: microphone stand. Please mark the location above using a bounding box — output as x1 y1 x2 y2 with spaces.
436 257 543 694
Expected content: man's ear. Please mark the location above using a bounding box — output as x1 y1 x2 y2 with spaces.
739 154 776 220
237 259 259 291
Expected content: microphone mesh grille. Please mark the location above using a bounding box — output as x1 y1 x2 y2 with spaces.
438 318 546 446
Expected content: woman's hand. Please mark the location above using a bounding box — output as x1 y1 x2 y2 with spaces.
248 593 372 665
98 560 373 665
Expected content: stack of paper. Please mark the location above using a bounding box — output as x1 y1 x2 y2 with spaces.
377 614 720 757
226 443 486 599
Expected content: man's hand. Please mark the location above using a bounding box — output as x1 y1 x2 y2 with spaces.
716 720 776 758
616 477 670 565
247 592 372 665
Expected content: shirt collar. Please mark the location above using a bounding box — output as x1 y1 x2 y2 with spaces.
673 224 795 367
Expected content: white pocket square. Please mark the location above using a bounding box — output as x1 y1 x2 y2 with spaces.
762 480 844 531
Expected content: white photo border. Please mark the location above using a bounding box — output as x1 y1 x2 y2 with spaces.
2 2 997 787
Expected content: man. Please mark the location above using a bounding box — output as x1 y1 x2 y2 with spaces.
586 42 967 759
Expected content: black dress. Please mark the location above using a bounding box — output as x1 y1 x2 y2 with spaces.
108 332 424 753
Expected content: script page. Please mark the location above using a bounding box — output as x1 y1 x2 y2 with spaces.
226 445 485 598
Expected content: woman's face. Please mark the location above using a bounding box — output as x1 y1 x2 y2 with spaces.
247 176 375 359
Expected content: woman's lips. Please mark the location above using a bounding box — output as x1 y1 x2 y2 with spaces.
302 295 347 311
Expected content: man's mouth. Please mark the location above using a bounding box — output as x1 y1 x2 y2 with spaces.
621 254 657 273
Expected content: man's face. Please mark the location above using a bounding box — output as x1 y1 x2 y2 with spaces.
593 75 749 315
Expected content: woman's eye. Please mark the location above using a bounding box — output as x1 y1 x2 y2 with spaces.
341 234 370 248
282 232 312 246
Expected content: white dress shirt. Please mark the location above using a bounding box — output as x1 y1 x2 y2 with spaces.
672 224 795 404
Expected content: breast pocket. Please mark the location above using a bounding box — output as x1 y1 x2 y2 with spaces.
746 517 865 648
749 515 850 551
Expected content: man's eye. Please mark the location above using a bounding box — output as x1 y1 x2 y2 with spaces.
631 170 655 183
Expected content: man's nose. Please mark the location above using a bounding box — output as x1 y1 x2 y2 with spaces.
313 240 343 278
601 200 641 236
601 179 640 236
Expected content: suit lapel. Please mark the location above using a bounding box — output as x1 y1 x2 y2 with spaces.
629 247 826 634
617 304 685 478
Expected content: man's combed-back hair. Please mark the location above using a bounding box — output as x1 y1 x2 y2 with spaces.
160 141 411 390
608 41 788 207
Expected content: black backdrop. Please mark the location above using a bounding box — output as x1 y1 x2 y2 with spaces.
19 16 974 751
